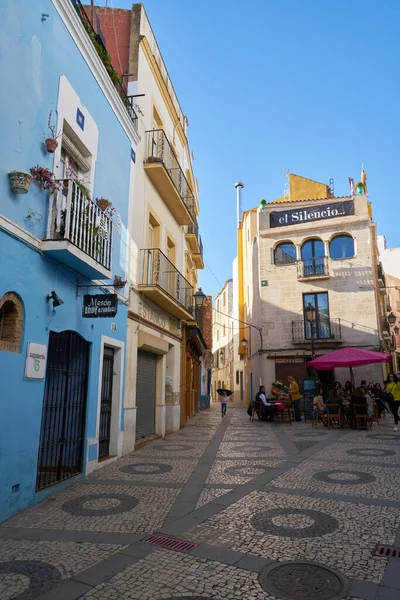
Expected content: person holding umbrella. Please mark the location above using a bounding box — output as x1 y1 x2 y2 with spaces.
217 388 232 417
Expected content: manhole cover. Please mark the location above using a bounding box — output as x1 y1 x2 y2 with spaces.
120 462 173 475
62 493 139 516
313 470 376 484
0 560 61 600
347 448 396 458
251 508 338 538
259 561 348 600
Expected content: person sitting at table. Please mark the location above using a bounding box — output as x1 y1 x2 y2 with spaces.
349 386 368 427
343 380 355 401
313 386 326 419
256 385 275 422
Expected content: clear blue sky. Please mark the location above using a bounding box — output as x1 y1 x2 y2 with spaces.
105 0 399 298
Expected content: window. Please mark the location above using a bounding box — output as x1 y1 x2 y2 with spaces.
303 292 330 339
274 242 296 265
301 238 325 276
236 370 239 385
217 299 220 312
166 236 176 265
330 235 355 259
0 293 23 353
223 324 226 337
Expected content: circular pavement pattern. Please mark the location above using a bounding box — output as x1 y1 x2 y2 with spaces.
259 560 348 600
224 464 267 477
154 443 194 452
313 469 376 485
347 448 396 458
235 444 274 452
0 560 61 600
251 508 338 538
366 433 399 441
119 462 173 475
62 493 139 516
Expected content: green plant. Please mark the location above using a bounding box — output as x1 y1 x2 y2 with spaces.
75 179 91 200
30 166 62 193
81 19 124 96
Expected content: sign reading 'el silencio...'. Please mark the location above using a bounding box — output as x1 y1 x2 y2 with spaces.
269 199 355 228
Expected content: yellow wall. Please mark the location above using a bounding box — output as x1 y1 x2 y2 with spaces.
271 174 330 204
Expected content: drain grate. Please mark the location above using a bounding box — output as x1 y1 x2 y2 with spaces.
146 534 197 553
374 545 400 559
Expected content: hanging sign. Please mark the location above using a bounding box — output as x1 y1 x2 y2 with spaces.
269 200 355 228
25 343 47 379
82 294 118 318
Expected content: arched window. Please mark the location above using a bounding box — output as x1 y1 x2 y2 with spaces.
0 293 23 353
301 238 325 260
330 235 355 259
300 238 325 277
274 242 296 265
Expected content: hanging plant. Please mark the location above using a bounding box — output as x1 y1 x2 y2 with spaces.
113 275 127 288
97 197 116 218
30 165 62 193
8 170 33 194
44 110 62 153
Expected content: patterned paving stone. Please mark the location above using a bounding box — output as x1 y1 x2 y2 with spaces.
269 460 399 499
3 484 180 533
138 440 208 458
310 442 400 465
0 540 124 599
251 508 339 538
62 493 140 516
206 459 283 484
79 549 268 600
195 488 233 509
217 441 285 458
184 491 400 582
88 457 196 483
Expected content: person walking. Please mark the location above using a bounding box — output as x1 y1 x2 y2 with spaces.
220 391 228 417
288 376 301 422
385 373 400 431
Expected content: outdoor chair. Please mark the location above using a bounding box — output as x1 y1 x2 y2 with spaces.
275 399 293 425
251 399 263 422
312 406 327 428
326 403 342 429
370 401 380 426
353 403 372 430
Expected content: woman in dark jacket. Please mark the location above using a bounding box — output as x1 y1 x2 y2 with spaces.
373 383 385 418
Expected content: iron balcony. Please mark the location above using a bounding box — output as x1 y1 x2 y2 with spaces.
42 180 112 279
144 129 195 226
292 318 342 344
186 217 204 269
138 248 194 320
297 256 329 280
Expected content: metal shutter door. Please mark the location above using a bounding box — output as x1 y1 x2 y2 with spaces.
136 350 156 439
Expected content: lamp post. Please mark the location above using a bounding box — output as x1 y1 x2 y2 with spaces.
306 302 317 379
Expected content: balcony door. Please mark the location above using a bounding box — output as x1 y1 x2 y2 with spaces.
303 292 330 339
301 239 325 277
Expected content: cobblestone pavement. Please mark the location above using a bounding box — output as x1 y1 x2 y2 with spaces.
1 405 399 600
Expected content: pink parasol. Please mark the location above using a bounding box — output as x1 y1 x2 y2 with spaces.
307 347 391 384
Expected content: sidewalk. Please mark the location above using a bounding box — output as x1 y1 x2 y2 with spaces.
1 403 399 600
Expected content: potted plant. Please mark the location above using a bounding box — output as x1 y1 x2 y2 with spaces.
97 197 116 218
30 166 62 193
113 275 127 288
45 111 62 153
8 170 33 194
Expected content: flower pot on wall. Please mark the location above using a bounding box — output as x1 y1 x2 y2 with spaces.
41 169 52 182
8 171 33 194
45 138 58 153
97 198 111 212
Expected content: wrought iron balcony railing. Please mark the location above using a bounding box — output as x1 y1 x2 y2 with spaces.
188 217 199 238
139 248 193 312
46 180 113 270
145 129 195 213
198 234 203 259
297 257 329 279
292 318 342 343
71 0 138 130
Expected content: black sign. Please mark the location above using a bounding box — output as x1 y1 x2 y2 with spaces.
82 294 118 318
270 200 355 228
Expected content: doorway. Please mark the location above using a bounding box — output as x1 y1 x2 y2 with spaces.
136 350 157 439
99 347 114 459
36 331 90 491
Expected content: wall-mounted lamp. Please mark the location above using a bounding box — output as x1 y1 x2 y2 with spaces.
388 312 397 325
394 326 399 335
241 337 248 349
193 287 206 309
46 290 64 308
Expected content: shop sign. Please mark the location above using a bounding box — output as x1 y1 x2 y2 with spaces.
82 294 118 318
270 200 355 228
25 342 47 379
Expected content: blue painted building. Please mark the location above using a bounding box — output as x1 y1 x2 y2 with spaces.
0 0 139 522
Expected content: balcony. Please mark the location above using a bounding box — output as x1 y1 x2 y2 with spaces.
185 219 204 269
144 130 195 225
377 263 386 289
42 180 112 279
297 257 329 280
138 248 193 320
292 319 342 344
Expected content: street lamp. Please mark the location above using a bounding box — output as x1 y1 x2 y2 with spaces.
388 312 397 325
394 326 399 335
219 349 224 363
306 303 317 379
193 288 206 308
241 337 248 350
